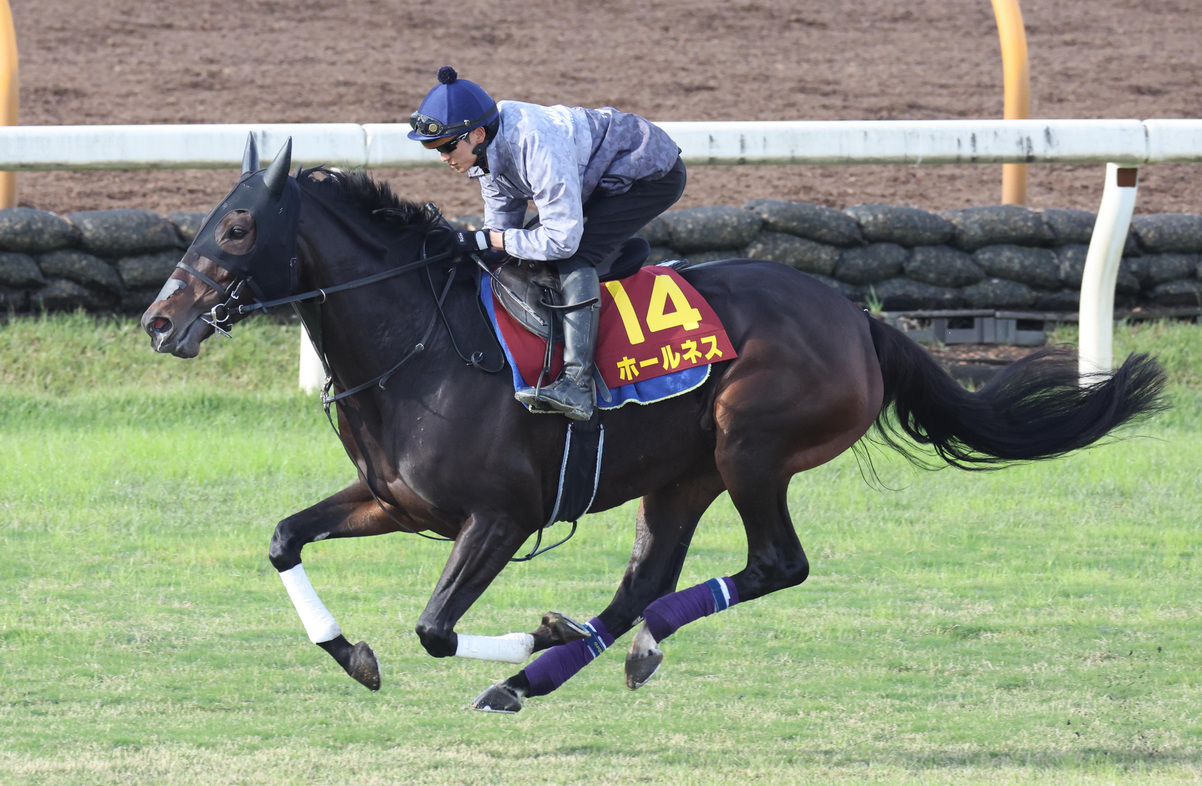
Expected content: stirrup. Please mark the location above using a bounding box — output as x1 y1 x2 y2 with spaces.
515 375 595 420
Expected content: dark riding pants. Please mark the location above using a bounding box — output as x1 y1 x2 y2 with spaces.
567 156 687 277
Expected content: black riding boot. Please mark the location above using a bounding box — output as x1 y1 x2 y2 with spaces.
514 261 599 421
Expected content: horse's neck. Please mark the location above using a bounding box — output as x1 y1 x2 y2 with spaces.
294 225 441 394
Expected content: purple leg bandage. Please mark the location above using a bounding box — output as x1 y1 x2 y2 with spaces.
523 617 615 698
641 577 740 643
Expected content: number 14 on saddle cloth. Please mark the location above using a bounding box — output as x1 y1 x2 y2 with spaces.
482 266 739 410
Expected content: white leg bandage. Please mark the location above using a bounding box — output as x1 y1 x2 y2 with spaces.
278 564 341 644
454 633 536 663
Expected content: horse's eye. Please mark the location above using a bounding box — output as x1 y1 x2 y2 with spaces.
229 226 246 240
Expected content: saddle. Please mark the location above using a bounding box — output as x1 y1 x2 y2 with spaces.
488 237 653 340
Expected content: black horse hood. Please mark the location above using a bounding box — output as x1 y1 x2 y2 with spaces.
191 146 302 302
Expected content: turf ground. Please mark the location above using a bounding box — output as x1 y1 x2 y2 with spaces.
0 315 1198 784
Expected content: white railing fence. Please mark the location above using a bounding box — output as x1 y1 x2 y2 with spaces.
2 119 1202 170
4 118 1201 386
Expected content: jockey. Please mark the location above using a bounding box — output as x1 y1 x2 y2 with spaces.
409 65 686 421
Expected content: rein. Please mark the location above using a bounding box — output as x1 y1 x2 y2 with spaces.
237 250 457 315
175 247 458 343
319 265 455 405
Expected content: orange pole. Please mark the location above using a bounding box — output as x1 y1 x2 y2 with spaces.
0 0 16 208
991 0 1029 205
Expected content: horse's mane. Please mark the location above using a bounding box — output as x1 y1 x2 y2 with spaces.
296 166 444 235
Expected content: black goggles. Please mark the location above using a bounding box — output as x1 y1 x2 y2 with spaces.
432 132 470 155
409 104 497 139
410 113 465 138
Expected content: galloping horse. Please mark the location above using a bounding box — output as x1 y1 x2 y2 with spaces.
141 137 1166 713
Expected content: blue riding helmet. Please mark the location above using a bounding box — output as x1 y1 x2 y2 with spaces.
408 66 499 142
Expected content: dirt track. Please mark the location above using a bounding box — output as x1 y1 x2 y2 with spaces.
9 0 1202 217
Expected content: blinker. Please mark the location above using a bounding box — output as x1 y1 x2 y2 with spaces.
188 135 301 302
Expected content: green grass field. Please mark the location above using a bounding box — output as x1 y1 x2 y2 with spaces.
1 314 1199 785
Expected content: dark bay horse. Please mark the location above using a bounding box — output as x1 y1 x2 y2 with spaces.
141 137 1166 713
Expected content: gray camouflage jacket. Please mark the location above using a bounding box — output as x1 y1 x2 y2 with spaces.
470 100 680 261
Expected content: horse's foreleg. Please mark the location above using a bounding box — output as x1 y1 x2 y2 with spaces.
278 564 382 690
449 610 591 663
413 511 534 659
268 481 409 691
473 470 723 713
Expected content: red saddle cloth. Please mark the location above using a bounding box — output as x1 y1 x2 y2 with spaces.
492 266 738 390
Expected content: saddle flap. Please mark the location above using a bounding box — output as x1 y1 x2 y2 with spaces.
490 259 562 340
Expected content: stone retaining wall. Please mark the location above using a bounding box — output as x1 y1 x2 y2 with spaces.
635 202 1202 312
3 202 1202 315
0 208 205 314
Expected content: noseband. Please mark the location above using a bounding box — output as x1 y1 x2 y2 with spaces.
175 259 252 338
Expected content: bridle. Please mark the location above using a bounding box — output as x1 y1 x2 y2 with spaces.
175 259 250 339
174 234 463 401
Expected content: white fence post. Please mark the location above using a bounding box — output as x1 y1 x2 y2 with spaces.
1078 163 1139 383
299 328 324 393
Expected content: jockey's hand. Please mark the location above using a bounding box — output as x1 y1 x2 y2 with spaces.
451 229 490 255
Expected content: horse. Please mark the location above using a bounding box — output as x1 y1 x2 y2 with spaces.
140 137 1167 713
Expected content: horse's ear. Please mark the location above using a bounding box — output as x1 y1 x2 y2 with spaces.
264 138 293 198
241 133 260 175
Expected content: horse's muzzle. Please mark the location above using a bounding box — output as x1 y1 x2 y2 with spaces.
140 305 211 358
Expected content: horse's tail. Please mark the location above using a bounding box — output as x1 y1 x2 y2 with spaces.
865 317 1168 469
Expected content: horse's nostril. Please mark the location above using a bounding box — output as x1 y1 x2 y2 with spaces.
150 316 171 334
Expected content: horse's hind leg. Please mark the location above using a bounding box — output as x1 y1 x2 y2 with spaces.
623 469 809 690
472 467 724 713
625 360 879 689
269 480 410 691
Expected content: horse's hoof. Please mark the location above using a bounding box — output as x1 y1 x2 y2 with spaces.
625 625 663 690
471 682 523 714
538 611 590 644
625 648 663 690
348 641 381 691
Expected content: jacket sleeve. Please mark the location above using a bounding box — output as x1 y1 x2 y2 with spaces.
498 129 584 261
481 178 527 231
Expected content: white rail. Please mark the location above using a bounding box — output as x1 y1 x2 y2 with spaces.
0 119 1201 169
